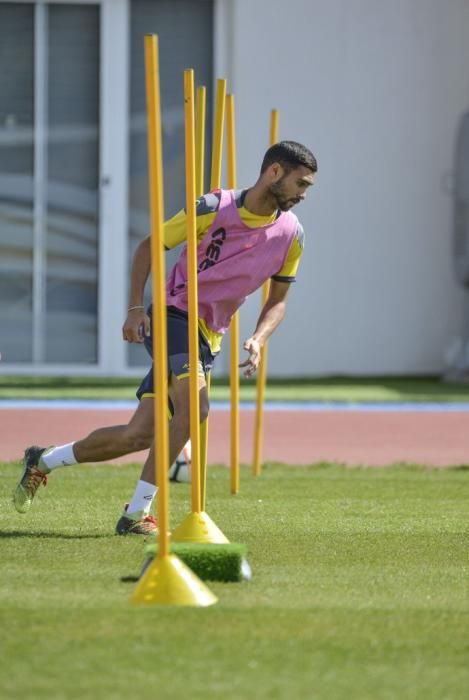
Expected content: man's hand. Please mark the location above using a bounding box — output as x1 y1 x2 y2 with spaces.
239 337 262 377
122 308 150 344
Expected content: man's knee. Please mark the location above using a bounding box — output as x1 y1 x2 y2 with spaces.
170 378 209 424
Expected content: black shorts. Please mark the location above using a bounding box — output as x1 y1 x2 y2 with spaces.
136 306 218 400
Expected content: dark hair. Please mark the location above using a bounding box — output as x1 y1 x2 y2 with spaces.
261 140 317 174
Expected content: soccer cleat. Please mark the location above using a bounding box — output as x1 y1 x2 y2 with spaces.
115 505 159 536
13 445 50 513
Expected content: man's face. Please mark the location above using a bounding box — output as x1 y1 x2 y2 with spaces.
269 165 316 211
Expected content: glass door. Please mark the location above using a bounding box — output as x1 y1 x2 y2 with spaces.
0 3 35 362
0 0 100 365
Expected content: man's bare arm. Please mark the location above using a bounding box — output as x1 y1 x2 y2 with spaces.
239 280 291 377
122 236 151 343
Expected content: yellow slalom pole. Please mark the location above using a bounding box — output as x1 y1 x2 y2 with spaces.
171 71 228 545
184 70 202 516
145 34 170 559
210 78 227 190
252 109 279 477
195 86 206 198
131 37 216 606
200 77 227 510
226 94 239 495
269 108 279 150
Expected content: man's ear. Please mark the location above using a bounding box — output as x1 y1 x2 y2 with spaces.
269 162 284 182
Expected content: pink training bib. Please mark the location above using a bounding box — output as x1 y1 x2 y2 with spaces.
166 189 298 334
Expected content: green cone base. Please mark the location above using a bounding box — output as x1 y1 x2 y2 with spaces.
142 542 251 582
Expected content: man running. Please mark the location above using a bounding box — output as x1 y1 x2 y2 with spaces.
13 141 317 534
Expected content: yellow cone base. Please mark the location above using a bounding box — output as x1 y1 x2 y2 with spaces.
171 511 230 544
131 553 217 606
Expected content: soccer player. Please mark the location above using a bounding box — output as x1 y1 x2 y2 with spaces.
13 141 317 534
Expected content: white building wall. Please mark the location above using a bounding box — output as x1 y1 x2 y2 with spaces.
215 0 469 376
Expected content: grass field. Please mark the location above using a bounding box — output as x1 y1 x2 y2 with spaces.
1 460 468 699
2 375 469 402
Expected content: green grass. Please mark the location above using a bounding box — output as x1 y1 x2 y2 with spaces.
1 461 468 699
2 374 469 402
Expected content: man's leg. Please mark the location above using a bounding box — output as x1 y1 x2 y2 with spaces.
115 373 209 535
139 372 209 483
13 399 154 514
73 398 154 462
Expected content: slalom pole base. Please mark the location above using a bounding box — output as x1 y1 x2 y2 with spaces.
130 553 217 606
171 511 230 544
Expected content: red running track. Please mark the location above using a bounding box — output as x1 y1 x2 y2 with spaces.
1 407 469 467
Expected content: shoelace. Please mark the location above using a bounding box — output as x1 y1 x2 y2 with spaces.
27 468 48 492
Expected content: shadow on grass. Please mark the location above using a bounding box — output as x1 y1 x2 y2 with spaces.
0 530 111 540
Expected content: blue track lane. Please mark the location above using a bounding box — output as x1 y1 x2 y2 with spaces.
2 399 469 412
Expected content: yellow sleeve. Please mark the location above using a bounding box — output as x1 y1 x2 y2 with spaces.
272 223 305 282
163 192 221 249
163 209 188 249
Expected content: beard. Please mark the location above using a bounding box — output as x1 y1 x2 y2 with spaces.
269 179 299 211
